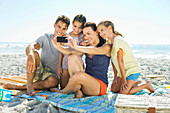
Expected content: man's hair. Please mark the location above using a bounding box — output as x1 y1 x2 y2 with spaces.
55 15 70 28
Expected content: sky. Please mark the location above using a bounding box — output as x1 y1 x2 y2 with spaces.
0 0 170 44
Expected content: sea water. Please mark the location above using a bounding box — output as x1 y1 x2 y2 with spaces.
0 42 170 59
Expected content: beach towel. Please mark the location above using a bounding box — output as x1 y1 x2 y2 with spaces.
20 92 117 113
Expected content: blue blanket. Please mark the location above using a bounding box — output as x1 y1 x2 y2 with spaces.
21 92 117 113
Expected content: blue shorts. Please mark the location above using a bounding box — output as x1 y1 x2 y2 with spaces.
126 73 141 81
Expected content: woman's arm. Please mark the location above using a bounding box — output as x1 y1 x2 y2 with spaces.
66 36 111 56
52 37 83 55
117 48 128 91
76 44 111 57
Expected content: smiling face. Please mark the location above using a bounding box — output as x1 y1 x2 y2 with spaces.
54 21 68 36
97 24 112 39
83 27 98 45
72 21 83 35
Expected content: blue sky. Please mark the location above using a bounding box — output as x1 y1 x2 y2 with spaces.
0 0 169 44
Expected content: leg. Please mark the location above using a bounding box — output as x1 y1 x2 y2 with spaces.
120 80 155 95
128 81 155 94
111 77 122 93
60 69 70 89
4 75 59 90
68 55 84 77
26 51 40 95
51 72 101 96
67 54 84 97
3 51 40 95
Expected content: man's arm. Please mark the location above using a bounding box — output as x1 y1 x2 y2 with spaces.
52 38 83 56
25 41 40 73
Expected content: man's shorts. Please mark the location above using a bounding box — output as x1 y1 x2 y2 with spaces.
126 72 141 81
34 62 59 81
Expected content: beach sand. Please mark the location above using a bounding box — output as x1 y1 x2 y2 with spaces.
0 54 170 112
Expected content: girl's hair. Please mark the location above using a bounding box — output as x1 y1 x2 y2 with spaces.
84 22 106 47
73 14 86 28
98 20 124 37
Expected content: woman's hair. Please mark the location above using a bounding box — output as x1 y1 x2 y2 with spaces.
55 15 70 28
73 14 86 28
84 22 106 47
98 20 123 37
84 22 97 31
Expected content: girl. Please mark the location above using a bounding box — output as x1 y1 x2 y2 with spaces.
51 22 111 98
97 21 155 94
58 14 86 89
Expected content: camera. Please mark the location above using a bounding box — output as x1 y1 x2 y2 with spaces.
57 36 68 43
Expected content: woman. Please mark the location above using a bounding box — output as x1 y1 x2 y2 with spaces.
97 21 155 94
51 22 111 98
58 14 86 89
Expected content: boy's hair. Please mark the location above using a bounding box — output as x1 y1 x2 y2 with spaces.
73 14 86 28
55 15 70 28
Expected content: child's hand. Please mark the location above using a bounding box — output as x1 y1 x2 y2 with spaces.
111 78 118 87
65 36 78 49
80 40 89 46
57 66 63 76
120 79 128 91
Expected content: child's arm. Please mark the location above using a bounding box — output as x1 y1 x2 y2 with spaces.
117 48 128 91
57 52 63 76
111 61 118 86
112 61 117 80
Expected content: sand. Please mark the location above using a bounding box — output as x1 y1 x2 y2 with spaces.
0 54 170 112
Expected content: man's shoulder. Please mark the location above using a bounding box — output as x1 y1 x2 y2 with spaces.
37 33 53 41
44 33 53 39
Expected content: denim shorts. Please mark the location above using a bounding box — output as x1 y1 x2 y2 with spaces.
126 72 141 81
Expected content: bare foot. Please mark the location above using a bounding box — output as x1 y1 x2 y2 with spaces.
50 88 61 93
3 83 17 89
146 81 155 93
76 90 84 98
27 86 36 96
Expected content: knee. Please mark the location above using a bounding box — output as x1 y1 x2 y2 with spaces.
69 72 85 83
68 54 79 61
111 88 119 93
45 76 59 88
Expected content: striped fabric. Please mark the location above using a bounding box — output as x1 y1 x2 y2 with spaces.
23 92 117 113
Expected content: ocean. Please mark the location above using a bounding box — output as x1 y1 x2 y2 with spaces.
0 42 170 59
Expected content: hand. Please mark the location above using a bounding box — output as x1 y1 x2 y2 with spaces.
52 37 63 48
65 36 78 49
80 40 90 46
120 78 129 92
57 66 63 76
26 55 36 73
111 78 118 87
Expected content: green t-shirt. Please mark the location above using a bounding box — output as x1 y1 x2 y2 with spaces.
111 36 141 78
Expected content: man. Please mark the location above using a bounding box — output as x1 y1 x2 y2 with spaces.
3 15 70 96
